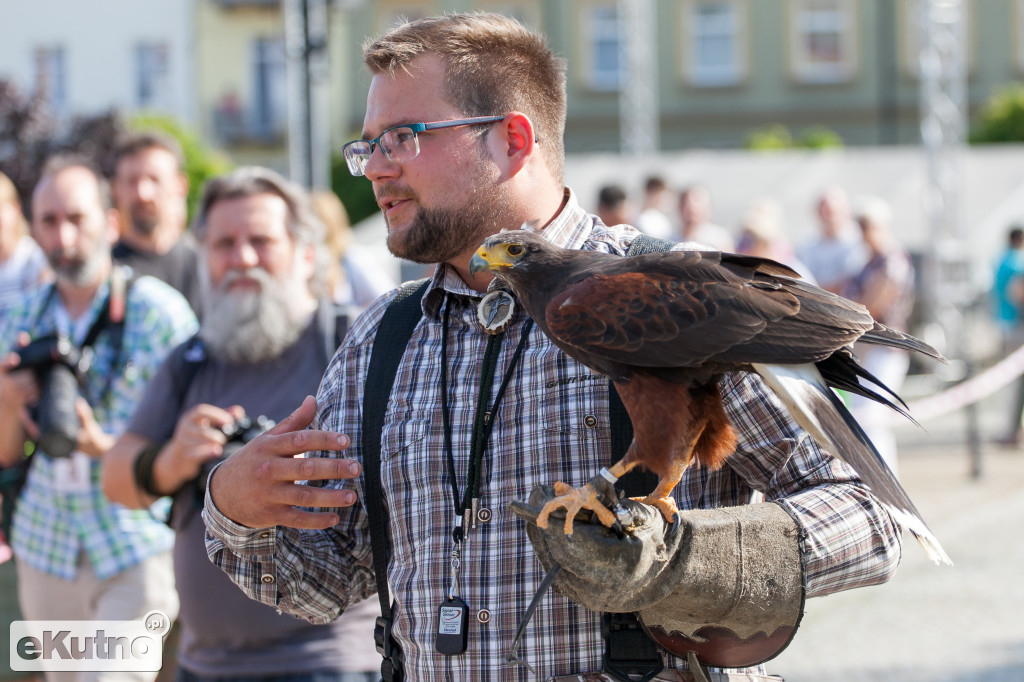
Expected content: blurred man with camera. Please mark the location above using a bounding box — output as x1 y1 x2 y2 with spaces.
102 167 380 682
0 156 197 682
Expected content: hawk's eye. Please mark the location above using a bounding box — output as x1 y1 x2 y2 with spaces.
507 244 524 257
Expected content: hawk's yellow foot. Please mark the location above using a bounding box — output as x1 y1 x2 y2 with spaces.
535 481 618 535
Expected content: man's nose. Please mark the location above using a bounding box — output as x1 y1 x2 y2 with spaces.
136 178 157 202
57 220 79 249
362 144 400 182
228 241 260 269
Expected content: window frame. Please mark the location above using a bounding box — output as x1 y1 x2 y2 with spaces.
788 0 859 84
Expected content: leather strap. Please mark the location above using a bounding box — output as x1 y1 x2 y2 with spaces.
362 279 429 682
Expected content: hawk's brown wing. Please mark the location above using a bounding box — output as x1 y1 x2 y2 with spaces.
543 253 871 371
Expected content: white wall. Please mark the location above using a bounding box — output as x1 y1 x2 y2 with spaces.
0 0 194 124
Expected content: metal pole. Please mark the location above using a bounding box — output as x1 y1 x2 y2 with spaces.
618 0 659 156
284 0 329 189
918 0 980 476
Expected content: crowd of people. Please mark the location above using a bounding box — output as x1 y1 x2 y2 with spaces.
0 10 1011 682
0 133 391 682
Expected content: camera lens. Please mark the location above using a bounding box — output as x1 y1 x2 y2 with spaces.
36 364 80 459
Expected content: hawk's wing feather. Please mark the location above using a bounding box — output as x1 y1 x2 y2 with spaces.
544 256 871 369
753 362 951 565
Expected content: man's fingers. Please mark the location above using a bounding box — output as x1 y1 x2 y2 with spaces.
257 453 361 482
266 396 318 437
19 407 39 439
267 483 356 511
263 428 351 459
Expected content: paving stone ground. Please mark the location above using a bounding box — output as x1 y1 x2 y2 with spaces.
771 385 1024 681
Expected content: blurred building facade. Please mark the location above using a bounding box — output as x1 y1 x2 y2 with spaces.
0 0 195 124
2 1 1024 165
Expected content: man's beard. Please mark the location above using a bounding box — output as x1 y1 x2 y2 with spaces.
198 264 313 365
381 171 511 264
129 205 159 236
48 246 107 287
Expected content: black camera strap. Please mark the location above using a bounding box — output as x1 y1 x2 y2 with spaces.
30 265 135 408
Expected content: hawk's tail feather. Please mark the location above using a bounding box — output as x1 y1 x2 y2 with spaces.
815 350 916 425
752 362 952 566
861 323 947 363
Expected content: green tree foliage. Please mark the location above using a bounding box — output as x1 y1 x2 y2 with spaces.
331 152 380 225
745 123 843 150
970 84 1024 143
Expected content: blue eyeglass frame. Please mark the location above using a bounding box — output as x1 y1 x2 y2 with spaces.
342 115 508 174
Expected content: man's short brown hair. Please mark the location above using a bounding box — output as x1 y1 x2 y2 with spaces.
36 155 112 213
363 12 567 182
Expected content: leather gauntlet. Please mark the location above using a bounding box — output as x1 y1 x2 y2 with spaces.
511 485 805 668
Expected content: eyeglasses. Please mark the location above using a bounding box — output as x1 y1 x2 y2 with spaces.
341 115 507 177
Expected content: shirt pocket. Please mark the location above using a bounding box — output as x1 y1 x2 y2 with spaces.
379 416 430 462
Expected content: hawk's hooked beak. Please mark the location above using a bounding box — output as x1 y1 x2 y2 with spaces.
469 247 510 278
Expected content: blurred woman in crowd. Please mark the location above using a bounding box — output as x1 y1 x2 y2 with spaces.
0 171 50 315
843 196 916 475
311 189 395 312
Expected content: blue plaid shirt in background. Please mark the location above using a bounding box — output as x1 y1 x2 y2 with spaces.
2 273 198 580
205 189 902 680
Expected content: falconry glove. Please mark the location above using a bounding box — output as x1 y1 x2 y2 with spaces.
511 484 806 668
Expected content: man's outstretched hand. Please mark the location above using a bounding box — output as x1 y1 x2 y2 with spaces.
206 395 360 530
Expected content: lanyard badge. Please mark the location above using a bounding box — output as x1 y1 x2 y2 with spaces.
436 522 469 655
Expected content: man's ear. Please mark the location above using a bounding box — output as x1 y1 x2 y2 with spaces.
495 112 536 177
105 208 121 245
176 171 190 200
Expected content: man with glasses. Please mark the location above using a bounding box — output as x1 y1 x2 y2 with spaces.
204 14 903 680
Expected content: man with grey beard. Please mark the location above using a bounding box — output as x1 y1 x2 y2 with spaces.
111 131 201 311
0 155 197 682
102 167 381 682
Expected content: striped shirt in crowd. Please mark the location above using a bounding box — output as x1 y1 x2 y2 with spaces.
2 273 197 580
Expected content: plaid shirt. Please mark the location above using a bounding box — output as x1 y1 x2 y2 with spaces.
2 273 198 580
205 189 902 680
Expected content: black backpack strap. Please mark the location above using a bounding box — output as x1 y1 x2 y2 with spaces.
362 278 429 682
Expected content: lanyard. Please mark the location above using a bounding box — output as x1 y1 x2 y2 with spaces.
439 294 533 540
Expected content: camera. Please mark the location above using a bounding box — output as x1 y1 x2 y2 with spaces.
14 334 83 459
195 415 276 494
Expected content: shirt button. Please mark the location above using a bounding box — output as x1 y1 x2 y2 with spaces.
476 507 492 523
583 415 598 428
259 531 272 539
260 573 275 584
477 609 491 624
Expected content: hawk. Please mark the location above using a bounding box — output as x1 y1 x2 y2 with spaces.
469 230 950 565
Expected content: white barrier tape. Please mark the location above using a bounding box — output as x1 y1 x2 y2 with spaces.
891 342 1024 424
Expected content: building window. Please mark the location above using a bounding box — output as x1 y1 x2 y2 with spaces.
683 0 746 86
34 46 67 118
583 1 622 91
789 0 857 83
135 44 170 110
252 36 287 138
